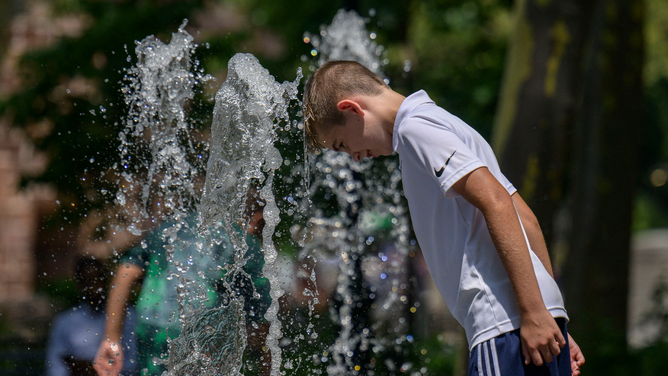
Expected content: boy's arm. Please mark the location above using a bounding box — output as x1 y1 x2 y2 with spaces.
452 167 565 366
512 192 585 372
510 193 554 278
93 263 144 376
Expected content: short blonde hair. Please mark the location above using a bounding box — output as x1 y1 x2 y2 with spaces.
303 60 388 153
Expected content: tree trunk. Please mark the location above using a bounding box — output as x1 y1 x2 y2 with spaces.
492 0 644 363
563 0 644 359
491 0 596 248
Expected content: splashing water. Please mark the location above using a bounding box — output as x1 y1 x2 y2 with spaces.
199 53 302 376
302 10 413 376
117 21 209 231
305 9 385 76
116 23 304 376
199 53 301 239
116 10 413 376
167 301 247 376
116 21 218 331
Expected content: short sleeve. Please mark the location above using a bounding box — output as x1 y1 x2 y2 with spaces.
398 115 485 198
121 226 163 267
120 244 150 268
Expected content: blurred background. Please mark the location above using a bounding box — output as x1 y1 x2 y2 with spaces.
0 0 667 375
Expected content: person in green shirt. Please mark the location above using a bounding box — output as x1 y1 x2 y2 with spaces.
94 193 270 376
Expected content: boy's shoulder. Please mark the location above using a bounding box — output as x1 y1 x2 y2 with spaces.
398 91 455 124
398 90 434 113
396 92 455 137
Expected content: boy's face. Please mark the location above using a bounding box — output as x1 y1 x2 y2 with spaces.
317 106 393 161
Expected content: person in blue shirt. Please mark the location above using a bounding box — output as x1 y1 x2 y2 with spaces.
46 256 138 376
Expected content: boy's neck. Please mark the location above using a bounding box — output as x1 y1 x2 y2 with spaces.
367 88 406 135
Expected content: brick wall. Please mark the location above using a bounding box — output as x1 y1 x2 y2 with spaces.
0 123 53 301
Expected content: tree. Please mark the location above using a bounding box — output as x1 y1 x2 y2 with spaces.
492 0 644 370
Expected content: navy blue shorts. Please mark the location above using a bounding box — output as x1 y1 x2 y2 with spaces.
469 318 571 376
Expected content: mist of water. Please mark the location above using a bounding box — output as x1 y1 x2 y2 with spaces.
300 9 413 376
198 52 302 376
304 9 385 76
116 21 208 231
115 10 415 376
116 21 301 376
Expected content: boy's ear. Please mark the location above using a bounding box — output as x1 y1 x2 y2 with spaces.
337 99 364 117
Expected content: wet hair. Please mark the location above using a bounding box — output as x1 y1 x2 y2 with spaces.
303 60 388 153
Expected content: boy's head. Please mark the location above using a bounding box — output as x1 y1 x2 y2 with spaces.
303 60 389 153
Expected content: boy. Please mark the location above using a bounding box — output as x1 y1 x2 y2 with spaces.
303 60 585 376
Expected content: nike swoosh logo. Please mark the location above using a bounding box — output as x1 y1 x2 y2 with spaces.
434 150 457 178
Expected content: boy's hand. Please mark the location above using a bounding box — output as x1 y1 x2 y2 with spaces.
93 339 124 376
520 309 565 366
568 333 585 375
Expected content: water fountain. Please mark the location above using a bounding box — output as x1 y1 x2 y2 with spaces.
197 52 302 376
115 21 252 376
115 16 311 374
114 10 423 376
296 9 415 376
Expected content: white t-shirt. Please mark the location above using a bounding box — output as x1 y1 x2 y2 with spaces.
393 90 567 349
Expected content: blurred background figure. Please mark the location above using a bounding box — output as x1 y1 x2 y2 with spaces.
94 186 271 376
46 256 138 376
93 213 219 376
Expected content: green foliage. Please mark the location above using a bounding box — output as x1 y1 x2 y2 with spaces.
34 278 80 310
570 274 668 376
390 0 513 139
572 329 668 376
645 0 668 86
632 341 668 375
633 0 668 232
